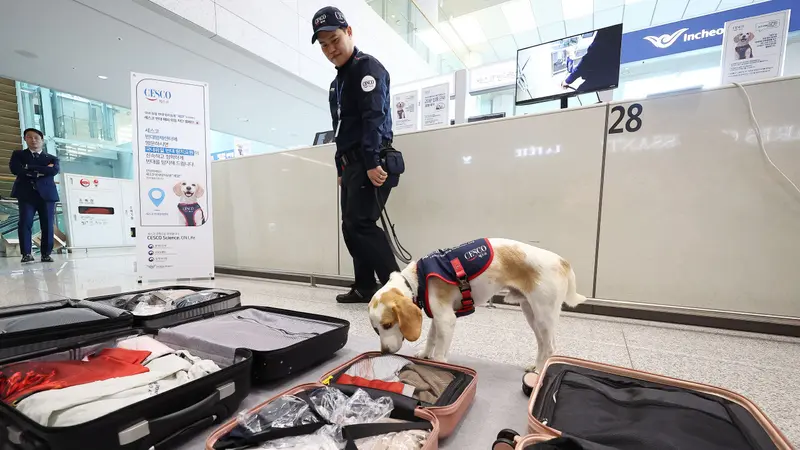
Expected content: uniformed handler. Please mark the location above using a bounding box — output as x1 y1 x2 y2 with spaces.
311 6 400 304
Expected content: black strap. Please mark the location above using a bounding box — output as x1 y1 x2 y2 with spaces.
212 422 325 449
342 422 433 450
375 188 412 264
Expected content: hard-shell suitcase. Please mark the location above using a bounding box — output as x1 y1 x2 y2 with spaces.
204 382 441 450
319 352 477 438
0 328 253 450
500 356 793 450
204 352 477 449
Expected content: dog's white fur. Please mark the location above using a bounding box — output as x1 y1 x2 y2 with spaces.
368 238 586 372
173 181 206 226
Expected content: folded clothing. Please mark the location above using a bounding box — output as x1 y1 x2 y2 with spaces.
338 355 415 398
157 308 338 366
398 364 454 405
1 347 151 404
0 307 108 334
335 356 455 404
116 336 175 364
16 350 220 427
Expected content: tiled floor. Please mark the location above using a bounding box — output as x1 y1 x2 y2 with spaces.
2 252 799 444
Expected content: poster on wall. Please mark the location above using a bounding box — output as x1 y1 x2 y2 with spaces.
233 137 252 158
720 9 791 85
131 72 214 282
421 83 450 130
62 174 136 249
392 90 418 133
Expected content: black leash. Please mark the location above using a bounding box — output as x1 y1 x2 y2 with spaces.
374 188 412 264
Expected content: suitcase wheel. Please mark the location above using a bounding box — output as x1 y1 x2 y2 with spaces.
492 437 517 450
496 429 520 442
522 372 538 397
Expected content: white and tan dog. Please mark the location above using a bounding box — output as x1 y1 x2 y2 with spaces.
368 238 586 372
173 181 206 226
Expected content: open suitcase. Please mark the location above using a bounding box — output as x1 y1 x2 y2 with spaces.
0 287 350 450
205 352 478 449
494 356 793 450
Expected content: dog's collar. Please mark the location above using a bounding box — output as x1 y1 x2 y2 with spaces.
400 274 415 299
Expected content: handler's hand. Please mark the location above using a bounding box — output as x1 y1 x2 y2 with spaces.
367 166 388 187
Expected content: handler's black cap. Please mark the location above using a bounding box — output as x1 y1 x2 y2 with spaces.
311 6 348 44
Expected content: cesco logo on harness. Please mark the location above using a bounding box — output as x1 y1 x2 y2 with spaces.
464 245 489 262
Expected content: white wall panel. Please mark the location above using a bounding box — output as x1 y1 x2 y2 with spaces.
212 146 340 275
337 107 608 297
596 77 800 317
214 5 300 74
145 0 217 34
215 0 299 48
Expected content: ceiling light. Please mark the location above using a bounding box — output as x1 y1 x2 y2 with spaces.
501 0 537 33
416 29 451 54
562 0 593 20
97 75 108 80
238 117 249 122
270 127 277 131
450 15 487 46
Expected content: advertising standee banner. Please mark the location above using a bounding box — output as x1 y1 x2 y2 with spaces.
720 10 791 85
131 72 214 282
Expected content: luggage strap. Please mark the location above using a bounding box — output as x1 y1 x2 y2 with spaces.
450 258 475 314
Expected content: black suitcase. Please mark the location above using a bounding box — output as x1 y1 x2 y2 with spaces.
0 287 350 449
0 327 252 450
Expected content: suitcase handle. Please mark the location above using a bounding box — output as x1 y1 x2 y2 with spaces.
149 390 220 442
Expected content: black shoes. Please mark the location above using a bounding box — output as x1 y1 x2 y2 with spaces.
20 254 53 263
336 287 376 304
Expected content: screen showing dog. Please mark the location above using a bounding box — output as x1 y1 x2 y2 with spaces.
516 23 622 106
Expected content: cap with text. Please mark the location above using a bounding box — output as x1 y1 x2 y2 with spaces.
311 6 349 43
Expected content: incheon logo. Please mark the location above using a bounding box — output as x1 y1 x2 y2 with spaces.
79 178 90 187
143 88 172 102
643 27 689 49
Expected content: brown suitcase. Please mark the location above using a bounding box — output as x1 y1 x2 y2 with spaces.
504 356 793 450
205 352 477 449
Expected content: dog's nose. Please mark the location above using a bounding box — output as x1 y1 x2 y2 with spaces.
380 346 390 354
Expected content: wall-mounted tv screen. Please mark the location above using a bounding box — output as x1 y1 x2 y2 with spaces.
515 23 623 106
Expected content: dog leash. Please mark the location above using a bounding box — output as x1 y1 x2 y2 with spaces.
374 188 412 264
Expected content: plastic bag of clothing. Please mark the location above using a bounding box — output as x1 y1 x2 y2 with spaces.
237 395 319 433
309 387 394 446
173 289 232 309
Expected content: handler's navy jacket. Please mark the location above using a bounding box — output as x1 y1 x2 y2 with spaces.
329 47 393 176
415 239 494 318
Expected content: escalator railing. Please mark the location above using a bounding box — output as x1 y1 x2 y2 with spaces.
0 199 65 253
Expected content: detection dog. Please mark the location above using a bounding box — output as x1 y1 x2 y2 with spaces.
173 181 206 226
369 238 586 372
734 32 755 60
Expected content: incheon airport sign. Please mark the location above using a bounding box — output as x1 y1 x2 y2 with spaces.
621 0 798 63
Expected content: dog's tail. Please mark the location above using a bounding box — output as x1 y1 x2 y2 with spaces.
563 265 587 308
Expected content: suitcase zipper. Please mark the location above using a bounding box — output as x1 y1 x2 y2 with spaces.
537 369 568 424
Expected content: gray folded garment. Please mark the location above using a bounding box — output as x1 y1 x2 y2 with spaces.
0 308 108 334
156 308 338 364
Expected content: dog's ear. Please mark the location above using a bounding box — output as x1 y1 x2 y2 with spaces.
173 182 183 196
196 184 205 198
391 293 422 342
734 33 742 43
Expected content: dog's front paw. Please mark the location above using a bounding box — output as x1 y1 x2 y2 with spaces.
415 349 432 360
524 364 539 374
430 355 448 363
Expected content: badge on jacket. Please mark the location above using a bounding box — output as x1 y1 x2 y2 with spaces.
361 75 376 92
